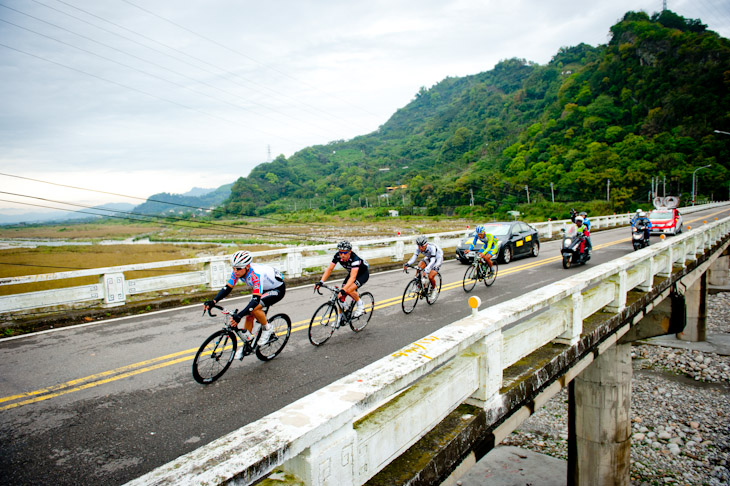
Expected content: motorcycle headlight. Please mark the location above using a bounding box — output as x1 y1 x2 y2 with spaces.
564 238 571 246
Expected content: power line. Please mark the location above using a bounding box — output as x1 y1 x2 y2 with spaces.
33 0 375 134
0 4 338 140
0 192 330 242
0 172 339 229
119 0 383 122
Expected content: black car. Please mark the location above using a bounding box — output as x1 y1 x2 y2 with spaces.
455 221 540 264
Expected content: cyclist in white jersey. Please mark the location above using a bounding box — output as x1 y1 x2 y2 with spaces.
404 236 443 294
203 250 285 357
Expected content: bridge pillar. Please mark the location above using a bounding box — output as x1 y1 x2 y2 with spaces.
677 272 707 342
568 343 631 486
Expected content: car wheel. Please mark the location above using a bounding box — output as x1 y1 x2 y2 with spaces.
531 241 539 257
501 246 512 264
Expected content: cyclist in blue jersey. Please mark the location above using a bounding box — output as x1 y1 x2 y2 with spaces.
469 225 498 274
203 250 285 358
315 240 370 317
404 235 443 296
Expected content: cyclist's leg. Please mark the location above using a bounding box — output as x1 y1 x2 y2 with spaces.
484 251 494 270
341 277 360 302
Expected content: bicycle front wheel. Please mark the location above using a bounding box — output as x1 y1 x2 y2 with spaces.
192 329 236 384
462 265 478 292
426 273 442 305
484 262 498 287
256 313 292 361
401 279 420 314
350 292 374 332
309 302 338 346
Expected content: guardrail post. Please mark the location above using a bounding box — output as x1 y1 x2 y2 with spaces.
466 299 503 411
101 273 126 307
394 240 405 261
605 270 627 313
282 425 357 486
637 257 655 292
205 261 229 290
555 292 583 345
286 251 303 278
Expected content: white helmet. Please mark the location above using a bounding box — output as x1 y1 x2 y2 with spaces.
575 217 584 225
231 250 252 268
638 211 646 218
636 208 642 214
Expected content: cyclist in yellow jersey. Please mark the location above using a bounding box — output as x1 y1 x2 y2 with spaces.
469 225 498 273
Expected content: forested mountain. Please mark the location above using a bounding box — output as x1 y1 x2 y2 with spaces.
222 10 729 218
134 183 233 215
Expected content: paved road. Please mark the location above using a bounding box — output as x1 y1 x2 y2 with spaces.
1 207 727 485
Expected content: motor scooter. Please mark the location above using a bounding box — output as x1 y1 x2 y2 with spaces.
561 225 590 269
632 221 650 251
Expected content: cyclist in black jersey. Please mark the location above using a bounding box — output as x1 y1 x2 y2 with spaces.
315 240 370 317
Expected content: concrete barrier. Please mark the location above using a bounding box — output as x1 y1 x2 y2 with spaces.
1 202 726 316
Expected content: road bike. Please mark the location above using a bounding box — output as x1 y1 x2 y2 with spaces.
462 252 498 292
401 264 442 314
192 304 291 384
308 283 374 346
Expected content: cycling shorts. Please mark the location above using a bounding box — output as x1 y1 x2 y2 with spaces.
261 283 286 309
342 267 369 288
480 248 495 256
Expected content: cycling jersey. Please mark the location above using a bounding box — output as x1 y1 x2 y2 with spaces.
469 234 498 255
407 242 444 272
227 263 283 295
332 251 369 275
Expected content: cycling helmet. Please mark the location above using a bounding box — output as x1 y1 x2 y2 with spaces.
475 225 485 234
636 208 642 214
579 211 587 217
416 235 428 246
575 217 584 225
231 250 252 268
337 240 352 251
638 211 646 218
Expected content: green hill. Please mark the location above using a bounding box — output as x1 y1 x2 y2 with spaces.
134 183 233 216
222 10 729 219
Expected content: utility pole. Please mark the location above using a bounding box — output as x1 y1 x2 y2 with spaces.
607 179 610 201
550 182 555 203
525 185 530 204
663 175 666 197
469 188 474 206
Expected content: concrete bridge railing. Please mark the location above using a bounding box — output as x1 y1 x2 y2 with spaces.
126 213 730 486
1 202 726 316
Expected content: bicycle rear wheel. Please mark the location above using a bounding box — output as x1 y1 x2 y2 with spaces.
484 262 498 287
426 273 442 305
256 313 292 361
350 292 374 332
462 265 478 292
192 329 236 384
309 302 338 346
401 279 420 314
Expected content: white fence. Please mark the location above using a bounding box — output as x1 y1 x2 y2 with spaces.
1 202 725 315
127 212 730 486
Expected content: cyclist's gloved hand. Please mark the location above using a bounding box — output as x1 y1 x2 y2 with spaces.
231 313 242 324
203 300 216 309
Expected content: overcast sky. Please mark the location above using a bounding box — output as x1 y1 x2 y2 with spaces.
1 0 728 215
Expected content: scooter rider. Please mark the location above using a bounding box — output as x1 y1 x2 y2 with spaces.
575 216 590 256
633 210 652 242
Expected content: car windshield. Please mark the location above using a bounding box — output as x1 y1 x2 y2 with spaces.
649 211 673 221
469 224 511 237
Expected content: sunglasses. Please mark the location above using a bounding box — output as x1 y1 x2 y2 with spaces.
338 250 350 255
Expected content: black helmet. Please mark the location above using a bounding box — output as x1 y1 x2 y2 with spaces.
337 240 352 251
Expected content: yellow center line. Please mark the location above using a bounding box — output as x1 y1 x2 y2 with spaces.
5 210 728 409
